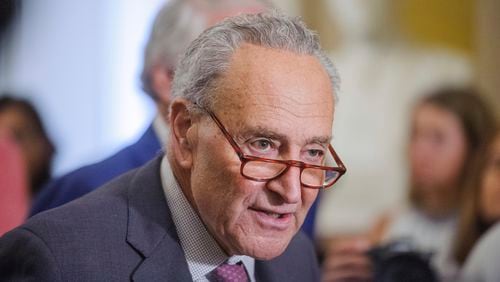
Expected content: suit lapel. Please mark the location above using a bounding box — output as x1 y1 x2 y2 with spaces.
256 259 295 282
125 156 192 281
255 260 277 281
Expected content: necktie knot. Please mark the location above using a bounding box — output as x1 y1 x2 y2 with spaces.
208 261 249 282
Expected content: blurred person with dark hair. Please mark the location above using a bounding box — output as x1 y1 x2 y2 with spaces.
453 127 500 274
0 95 55 196
322 88 497 282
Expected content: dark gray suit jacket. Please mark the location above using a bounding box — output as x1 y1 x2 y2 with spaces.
0 156 320 281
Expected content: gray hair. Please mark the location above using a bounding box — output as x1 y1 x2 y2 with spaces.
171 10 340 111
141 0 271 99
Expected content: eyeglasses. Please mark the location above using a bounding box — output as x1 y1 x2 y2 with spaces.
204 109 346 189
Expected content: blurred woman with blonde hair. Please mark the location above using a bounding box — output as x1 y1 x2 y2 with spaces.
322 87 497 282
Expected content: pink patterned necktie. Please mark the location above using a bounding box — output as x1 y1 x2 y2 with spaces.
208 261 249 282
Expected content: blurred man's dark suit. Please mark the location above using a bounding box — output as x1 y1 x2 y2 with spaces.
0 155 320 281
30 125 160 215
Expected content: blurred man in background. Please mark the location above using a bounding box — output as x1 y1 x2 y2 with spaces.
30 0 267 212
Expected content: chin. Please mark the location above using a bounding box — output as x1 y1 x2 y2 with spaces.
234 235 291 260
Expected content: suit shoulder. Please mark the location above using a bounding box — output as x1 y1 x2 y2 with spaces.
0 226 61 281
31 142 151 215
29 168 138 232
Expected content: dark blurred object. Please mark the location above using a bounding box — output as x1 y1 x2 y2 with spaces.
0 0 21 36
369 239 438 282
0 95 55 196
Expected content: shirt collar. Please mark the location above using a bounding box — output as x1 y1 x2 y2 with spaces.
160 156 255 281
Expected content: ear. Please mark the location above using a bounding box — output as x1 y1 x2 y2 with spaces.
151 66 173 119
169 99 196 169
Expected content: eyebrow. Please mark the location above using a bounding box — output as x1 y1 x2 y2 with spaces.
236 126 287 142
235 125 332 146
305 136 332 146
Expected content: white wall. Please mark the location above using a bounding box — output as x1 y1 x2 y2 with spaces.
0 0 164 176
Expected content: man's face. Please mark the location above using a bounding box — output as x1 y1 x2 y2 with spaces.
186 44 335 259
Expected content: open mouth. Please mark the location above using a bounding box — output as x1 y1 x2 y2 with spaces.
249 207 294 230
249 208 291 219
264 211 284 219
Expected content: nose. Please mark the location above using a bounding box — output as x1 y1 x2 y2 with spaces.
266 166 302 204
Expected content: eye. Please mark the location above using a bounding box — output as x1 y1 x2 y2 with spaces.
303 147 326 164
307 149 324 158
249 139 274 152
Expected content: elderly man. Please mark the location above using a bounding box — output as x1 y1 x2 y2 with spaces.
0 11 345 281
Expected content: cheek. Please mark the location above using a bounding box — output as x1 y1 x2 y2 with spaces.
300 189 318 214
191 151 255 230
442 150 466 176
221 177 262 226
435 142 467 181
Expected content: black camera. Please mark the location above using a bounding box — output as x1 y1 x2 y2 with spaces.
368 239 438 282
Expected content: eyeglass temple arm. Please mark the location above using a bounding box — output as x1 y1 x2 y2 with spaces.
329 145 346 172
206 110 245 159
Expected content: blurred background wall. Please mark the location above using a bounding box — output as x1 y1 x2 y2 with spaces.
476 0 500 119
297 0 499 237
299 0 499 116
0 0 497 232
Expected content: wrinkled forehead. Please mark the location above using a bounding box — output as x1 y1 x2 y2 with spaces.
211 44 335 140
